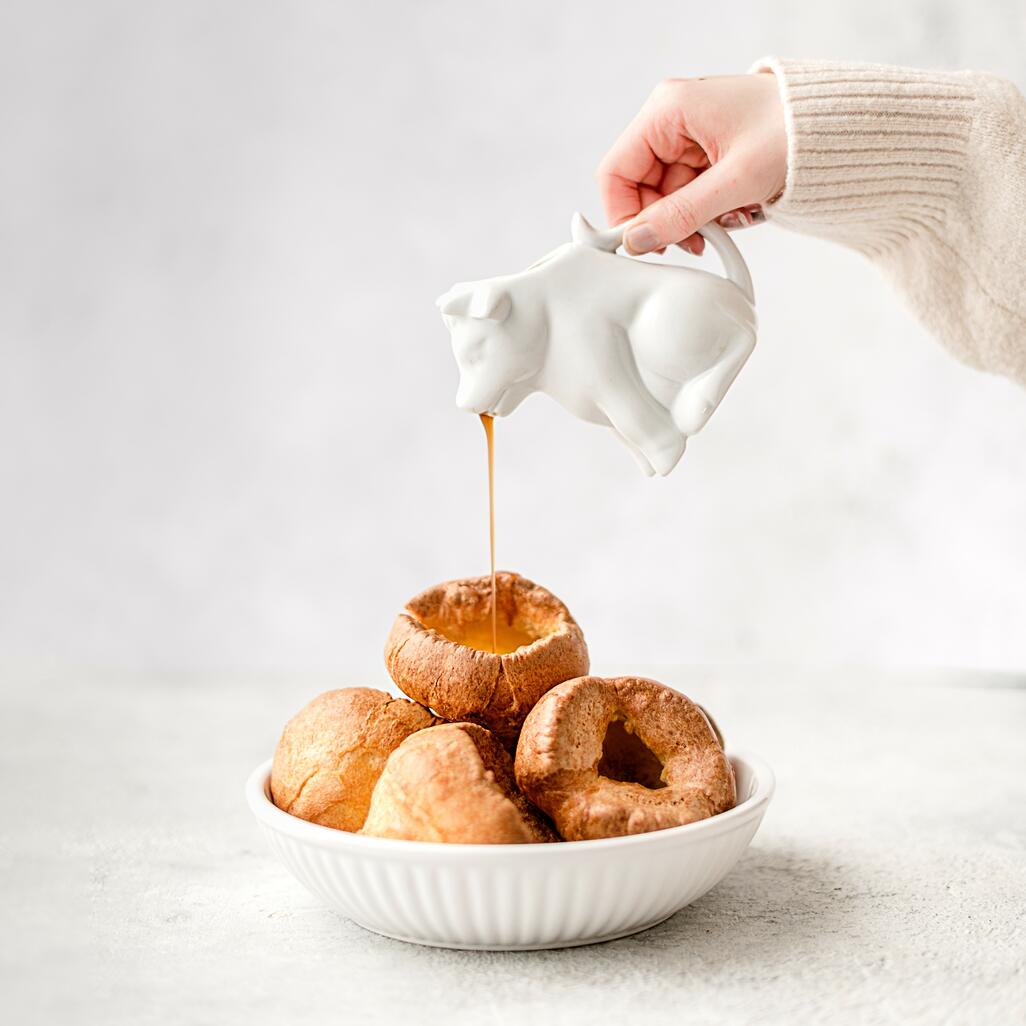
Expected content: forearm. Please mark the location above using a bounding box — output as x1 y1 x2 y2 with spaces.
754 57 1026 386
751 57 975 254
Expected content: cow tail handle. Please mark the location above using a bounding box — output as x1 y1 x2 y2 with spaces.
570 213 755 306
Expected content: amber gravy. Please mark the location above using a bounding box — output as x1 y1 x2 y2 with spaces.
480 413 498 652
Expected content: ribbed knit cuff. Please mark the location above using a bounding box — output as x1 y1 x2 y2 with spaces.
750 58 976 255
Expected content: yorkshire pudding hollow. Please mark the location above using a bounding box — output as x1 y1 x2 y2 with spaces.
360 722 557 844
514 676 735 841
271 688 436 831
384 572 589 746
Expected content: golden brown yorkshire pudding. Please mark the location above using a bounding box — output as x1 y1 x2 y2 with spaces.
514 676 735 841
271 688 436 831
360 722 557 844
384 572 589 747
697 704 724 749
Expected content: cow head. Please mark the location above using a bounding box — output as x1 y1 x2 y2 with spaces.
436 279 542 415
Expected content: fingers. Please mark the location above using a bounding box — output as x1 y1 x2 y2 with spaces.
596 76 773 253
596 123 661 226
622 158 749 255
596 84 702 226
598 154 704 228
638 183 663 211
659 162 701 196
717 204 766 231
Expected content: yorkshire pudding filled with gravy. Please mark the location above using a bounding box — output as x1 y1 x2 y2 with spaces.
271 688 436 831
384 572 589 746
515 676 735 841
361 722 557 843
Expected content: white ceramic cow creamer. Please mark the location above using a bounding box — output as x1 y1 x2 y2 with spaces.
436 214 757 476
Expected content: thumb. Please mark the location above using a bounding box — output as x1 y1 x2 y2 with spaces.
622 159 747 255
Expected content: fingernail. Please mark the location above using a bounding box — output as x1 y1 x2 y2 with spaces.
718 212 742 230
623 224 659 255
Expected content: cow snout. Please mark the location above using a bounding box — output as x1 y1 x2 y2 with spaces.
455 380 486 414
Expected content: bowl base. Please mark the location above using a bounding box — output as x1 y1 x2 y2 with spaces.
348 910 678 951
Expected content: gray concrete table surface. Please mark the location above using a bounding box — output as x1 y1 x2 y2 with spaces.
2 665 1024 1026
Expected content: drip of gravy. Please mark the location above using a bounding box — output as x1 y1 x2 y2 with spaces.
480 413 497 653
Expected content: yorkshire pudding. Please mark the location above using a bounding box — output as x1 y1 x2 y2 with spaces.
384 572 589 746
271 688 435 831
515 676 735 841
360 722 557 844
697 704 724 749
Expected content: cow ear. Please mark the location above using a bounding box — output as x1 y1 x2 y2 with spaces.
468 285 511 322
436 287 471 317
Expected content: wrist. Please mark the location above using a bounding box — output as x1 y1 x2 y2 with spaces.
750 69 787 204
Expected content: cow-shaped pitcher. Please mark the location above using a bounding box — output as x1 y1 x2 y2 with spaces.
436 214 757 476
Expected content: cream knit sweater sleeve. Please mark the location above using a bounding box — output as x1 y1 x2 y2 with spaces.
752 57 1026 388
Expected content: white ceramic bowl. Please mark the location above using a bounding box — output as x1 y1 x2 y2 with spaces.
246 751 774 950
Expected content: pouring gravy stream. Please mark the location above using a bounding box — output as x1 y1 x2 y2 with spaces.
480 413 497 653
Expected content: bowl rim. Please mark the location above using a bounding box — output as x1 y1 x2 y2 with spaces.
246 750 774 858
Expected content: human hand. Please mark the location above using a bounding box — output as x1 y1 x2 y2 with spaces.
596 73 786 256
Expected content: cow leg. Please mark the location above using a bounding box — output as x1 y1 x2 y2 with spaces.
597 329 685 476
617 432 656 477
673 329 756 436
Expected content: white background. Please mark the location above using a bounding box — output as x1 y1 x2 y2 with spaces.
2 0 1024 680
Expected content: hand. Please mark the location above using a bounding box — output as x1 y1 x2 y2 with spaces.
596 73 786 256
